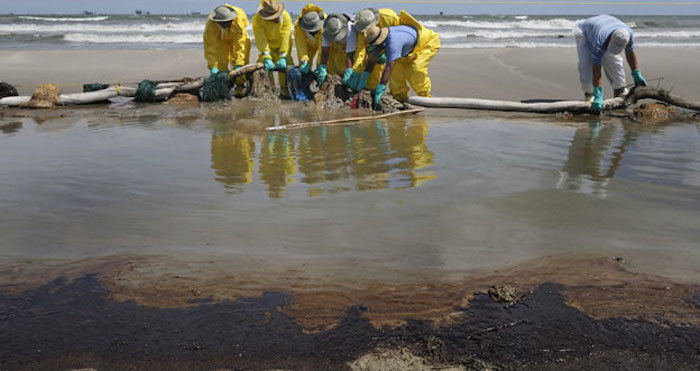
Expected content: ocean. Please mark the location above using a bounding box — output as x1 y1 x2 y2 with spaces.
1 13 700 50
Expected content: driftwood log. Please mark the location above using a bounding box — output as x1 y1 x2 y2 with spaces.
407 86 700 114
266 108 425 131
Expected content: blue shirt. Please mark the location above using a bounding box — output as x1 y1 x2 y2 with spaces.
383 25 418 63
580 15 635 66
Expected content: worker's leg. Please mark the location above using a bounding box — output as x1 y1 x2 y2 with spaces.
575 24 594 97
407 33 440 98
388 60 411 102
602 50 627 95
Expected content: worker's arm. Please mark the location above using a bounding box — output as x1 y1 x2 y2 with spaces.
352 35 368 71
231 27 249 68
294 27 311 65
625 49 638 70
279 13 293 56
203 22 222 70
380 60 395 86
252 16 270 57
626 49 647 87
592 63 602 88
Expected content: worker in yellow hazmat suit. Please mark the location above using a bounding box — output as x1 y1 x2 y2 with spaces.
350 8 400 90
253 0 294 96
203 4 251 76
294 4 325 74
313 13 359 85
361 11 440 108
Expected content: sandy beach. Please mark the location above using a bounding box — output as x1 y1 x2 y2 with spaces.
2 45 700 370
3 47 700 101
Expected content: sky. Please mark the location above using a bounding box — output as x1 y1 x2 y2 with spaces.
1 0 700 15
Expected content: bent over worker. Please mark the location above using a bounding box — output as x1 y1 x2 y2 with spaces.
294 4 325 74
574 14 647 113
253 0 294 97
314 13 357 86
350 7 400 90
203 4 251 76
361 11 440 109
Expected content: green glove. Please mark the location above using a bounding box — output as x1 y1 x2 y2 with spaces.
632 69 647 87
373 83 387 110
377 53 387 65
210 67 219 76
342 68 354 85
591 86 604 114
355 71 370 92
347 72 359 90
234 65 242 71
276 57 287 71
314 64 327 85
263 58 275 72
300 61 310 74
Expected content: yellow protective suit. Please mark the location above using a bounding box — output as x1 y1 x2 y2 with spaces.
203 4 251 71
388 11 440 102
253 3 294 90
354 8 400 89
294 4 324 67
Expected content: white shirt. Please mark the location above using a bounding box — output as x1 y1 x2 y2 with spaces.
322 19 356 53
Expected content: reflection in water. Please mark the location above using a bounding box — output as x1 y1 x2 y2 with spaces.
557 120 637 198
210 117 435 198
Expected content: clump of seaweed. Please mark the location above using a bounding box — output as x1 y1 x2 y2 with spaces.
21 83 60 109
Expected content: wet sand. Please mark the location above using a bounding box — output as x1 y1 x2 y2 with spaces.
2 47 700 369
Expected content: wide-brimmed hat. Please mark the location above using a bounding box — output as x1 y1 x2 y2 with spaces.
365 25 388 46
608 28 630 55
299 11 324 33
323 13 349 43
209 5 237 22
257 0 285 21
353 8 379 33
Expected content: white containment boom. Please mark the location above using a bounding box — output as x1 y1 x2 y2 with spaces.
407 96 625 114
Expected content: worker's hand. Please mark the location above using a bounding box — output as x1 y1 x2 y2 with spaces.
377 53 387 65
210 67 220 76
346 72 359 90
590 86 604 114
373 84 387 110
263 58 275 72
234 65 242 71
354 71 370 92
341 68 354 86
300 61 310 74
314 64 327 85
276 57 287 71
632 69 647 87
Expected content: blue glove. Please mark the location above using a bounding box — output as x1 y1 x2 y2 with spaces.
314 64 327 85
632 69 647 87
276 57 287 71
377 53 387 65
355 71 370 92
591 86 604 114
263 58 275 72
210 67 219 76
346 72 359 90
342 68 354 85
373 83 387 110
300 61 310 74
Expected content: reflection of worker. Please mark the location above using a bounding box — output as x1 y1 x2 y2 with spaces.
294 4 325 75
314 13 357 85
203 5 251 77
253 0 294 97
573 15 647 114
210 132 256 193
258 132 297 198
361 11 440 109
351 8 400 90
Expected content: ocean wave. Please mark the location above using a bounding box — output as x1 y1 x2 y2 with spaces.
439 30 566 40
441 41 700 49
635 30 700 38
421 18 579 30
18 16 109 22
63 33 201 44
0 22 205 33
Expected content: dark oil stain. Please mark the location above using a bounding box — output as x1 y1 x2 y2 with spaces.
1 276 699 370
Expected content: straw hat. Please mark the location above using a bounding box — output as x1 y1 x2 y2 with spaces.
323 14 349 43
257 0 285 21
299 11 324 33
365 25 388 46
607 28 630 55
353 8 379 33
209 5 237 22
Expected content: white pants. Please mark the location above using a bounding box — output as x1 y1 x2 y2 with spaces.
574 22 627 95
